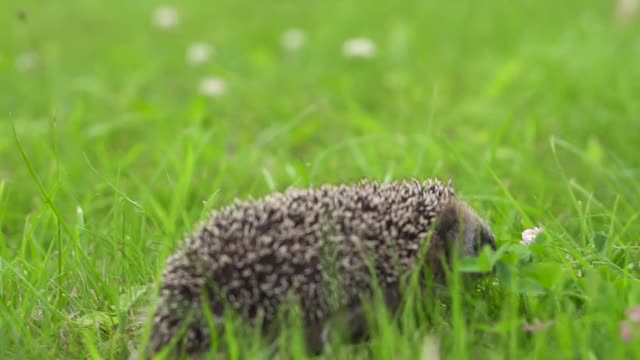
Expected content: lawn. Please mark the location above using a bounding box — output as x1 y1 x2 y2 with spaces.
2 0 640 359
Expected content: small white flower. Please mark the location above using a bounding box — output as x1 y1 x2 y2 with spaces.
620 321 634 342
523 319 555 333
281 28 306 51
16 52 39 72
627 305 640 323
152 5 179 30
199 76 227 97
419 335 440 360
186 42 213 65
615 0 638 22
521 226 543 246
342 37 376 59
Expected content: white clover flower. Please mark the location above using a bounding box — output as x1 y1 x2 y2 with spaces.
281 28 306 51
16 52 39 72
186 42 213 65
152 5 179 30
627 305 640 323
199 76 227 97
620 321 634 342
521 226 543 246
523 319 555 333
342 37 376 59
615 0 638 22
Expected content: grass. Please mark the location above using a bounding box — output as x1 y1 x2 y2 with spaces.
2 0 640 358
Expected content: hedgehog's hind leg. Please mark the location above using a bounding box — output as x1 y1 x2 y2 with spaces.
145 252 220 358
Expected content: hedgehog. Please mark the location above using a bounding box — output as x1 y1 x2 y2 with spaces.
146 178 496 357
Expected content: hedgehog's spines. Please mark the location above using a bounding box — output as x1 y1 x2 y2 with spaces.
149 177 493 357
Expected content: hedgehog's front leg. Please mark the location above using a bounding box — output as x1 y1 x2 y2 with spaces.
302 303 370 354
307 283 403 352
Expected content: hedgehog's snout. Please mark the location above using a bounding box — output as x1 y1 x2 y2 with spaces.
439 199 495 259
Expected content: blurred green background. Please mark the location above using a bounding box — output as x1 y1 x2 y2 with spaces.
1 0 640 358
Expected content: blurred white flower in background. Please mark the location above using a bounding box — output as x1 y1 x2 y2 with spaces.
620 322 634 342
419 335 440 360
521 226 543 246
523 319 555 333
281 28 306 51
153 5 179 29
342 37 376 59
619 305 640 342
627 305 640 323
16 52 39 72
186 42 213 65
615 0 638 22
199 76 227 97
